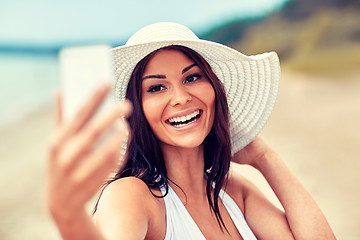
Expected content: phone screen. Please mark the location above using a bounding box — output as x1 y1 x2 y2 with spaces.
59 44 114 121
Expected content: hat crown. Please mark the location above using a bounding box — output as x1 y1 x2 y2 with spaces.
125 22 199 46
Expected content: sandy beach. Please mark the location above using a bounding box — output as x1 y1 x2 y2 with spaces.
0 70 359 239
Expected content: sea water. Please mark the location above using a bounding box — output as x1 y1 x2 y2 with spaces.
0 53 59 126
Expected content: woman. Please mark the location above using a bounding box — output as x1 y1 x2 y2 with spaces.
46 22 335 239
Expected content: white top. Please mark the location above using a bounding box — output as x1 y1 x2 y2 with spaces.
160 184 257 240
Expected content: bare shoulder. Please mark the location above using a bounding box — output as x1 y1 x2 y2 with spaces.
100 176 155 201
226 168 293 239
95 177 165 239
226 167 281 209
226 168 264 197
226 168 259 197
225 168 259 212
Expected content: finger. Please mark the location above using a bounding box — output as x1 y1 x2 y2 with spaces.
81 100 132 151
68 120 130 201
53 84 110 151
88 120 130 187
55 90 63 126
48 90 64 159
69 84 110 134
56 102 132 176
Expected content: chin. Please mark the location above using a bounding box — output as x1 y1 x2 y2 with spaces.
161 137 205 150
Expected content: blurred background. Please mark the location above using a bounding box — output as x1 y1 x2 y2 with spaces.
0 0 359 239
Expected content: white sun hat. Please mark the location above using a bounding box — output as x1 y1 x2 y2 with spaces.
112 22 280 155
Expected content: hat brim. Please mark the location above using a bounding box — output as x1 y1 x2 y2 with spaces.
112 39 280 155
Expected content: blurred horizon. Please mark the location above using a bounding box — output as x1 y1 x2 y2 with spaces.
0 0 289 52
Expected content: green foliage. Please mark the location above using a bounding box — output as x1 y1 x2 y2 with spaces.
199 18 262 45
208 0 360 76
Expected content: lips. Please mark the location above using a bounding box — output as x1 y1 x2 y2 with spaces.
166 110 202 128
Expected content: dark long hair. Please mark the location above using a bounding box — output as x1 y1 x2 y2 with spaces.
94 45 231 230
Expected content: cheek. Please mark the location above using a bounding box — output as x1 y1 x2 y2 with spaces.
209 91 216 124
197 82 215 110
142 97 164 127
200 82 216 125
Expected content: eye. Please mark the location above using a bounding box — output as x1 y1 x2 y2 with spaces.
147 84 166 93
185 73 202 83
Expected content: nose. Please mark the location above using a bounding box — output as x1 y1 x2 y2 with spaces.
170 85 192 106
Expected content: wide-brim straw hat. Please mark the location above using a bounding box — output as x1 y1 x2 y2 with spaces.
112 22 280 155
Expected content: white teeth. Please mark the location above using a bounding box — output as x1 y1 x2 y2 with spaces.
168 110 200 124
173 118 197 128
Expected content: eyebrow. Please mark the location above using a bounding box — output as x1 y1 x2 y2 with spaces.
182 63 197 74
142 74 166 81
141 63 197 81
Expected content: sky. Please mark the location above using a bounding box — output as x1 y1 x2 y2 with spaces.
0 0 289 46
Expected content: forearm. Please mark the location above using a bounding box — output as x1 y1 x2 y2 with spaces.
51 208 105 240
253 150 336 240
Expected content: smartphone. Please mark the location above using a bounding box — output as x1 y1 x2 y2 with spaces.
59 44 114 121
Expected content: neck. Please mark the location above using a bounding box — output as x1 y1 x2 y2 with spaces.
161 143 207 202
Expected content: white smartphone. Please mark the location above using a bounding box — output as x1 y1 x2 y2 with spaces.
59 44 114 121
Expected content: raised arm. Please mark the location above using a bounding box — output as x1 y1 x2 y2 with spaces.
46 85 136 240
231 137 336 240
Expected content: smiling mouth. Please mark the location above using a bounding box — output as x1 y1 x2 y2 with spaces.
167 110 202 128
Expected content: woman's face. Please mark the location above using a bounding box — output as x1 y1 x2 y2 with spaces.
141 49 215 150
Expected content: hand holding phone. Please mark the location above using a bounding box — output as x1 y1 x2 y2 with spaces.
48 44 131 220
48 47 132 232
